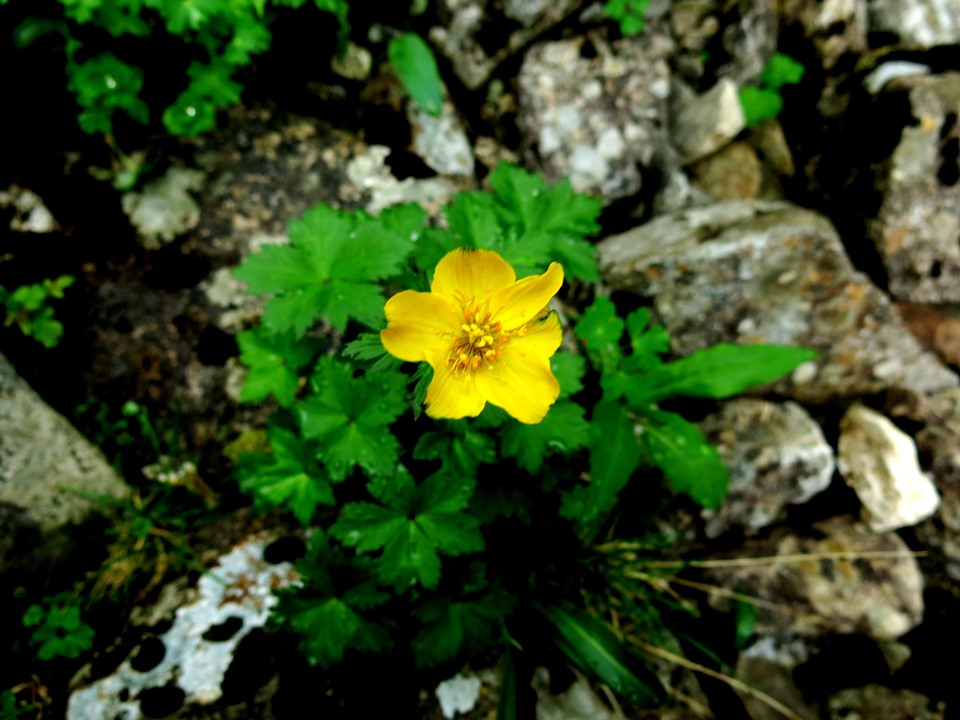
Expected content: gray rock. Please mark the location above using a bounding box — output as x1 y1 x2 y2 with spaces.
121 167 205 248
715 0 778 85
785 0 867 71
435 673 482 719
0 184 60 233
671 78 746 164
532 667 617 720
408 102 475 177
736 638 818 720
597 200 958 402
517 33 672 200
907 387 960 580
868 73 960 303
828 685 940 720
837 404 940 532
704 516 925 640
869 0 960 47
430 0 582 90
700 399 835 538
0 351 127 567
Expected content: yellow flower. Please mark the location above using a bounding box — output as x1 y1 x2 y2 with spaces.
381 249 564 424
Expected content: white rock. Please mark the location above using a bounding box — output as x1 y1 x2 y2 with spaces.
838 404 940 532
67 534 298 720
121 167 205 248
409 103 475 177
670 78 746 164
435 673 482 719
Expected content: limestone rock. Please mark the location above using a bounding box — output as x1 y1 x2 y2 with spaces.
868 0 960 47
700 399 835 538
122 167 205 249
408 102 475 177
838 404 940 532
705 517 925 640
0 184 60 233
0 352 127 565
869 73 960 303
68 533 298 720
689 141 763 200
597 200 958 403
736 638 818 720
517 33 672 201
671 78 746 164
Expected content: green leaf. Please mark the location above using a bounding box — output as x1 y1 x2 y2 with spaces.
638 409 728 509
739 86 783 127
412 586 515 667
489 164 601 282
67 53 149 135
560 401 641 539
236 425 334 525
621 343 818 406
538 602 665 707
388 32 444 116
276 594 391 666
761 52 805 91
297 357 407 480
342 332 401 371
623 308 669 371
735 600 757 650
552 352 585 399
574 297 624 373
497 647 519 720
414 421 496 476
331 469 484 590
445 192 502 250
501 402 588 473
25 603 95 661
603 0 650 36
236 328 320 406
234 203 415 333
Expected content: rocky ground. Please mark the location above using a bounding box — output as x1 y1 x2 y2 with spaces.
3 0 960 718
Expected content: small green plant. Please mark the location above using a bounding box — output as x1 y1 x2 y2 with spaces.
604 0 650 36
230 163 815 711
739 52 806 127
22 594 95 661
0 275 74 348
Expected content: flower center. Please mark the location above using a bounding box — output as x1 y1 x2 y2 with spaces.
448 303 510 372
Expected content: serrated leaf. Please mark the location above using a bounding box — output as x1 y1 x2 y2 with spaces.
560 401 640 540
622 343 818 406
388 32 443 116
234 203 415 333
638 409 728 509
552 352 585 398
538 602 665 707
297 357 407 480
412 587 515 667
761 52 805 90
414 422 496 476
276 593 391 666
236 328 320 406
331 471 484 590
574 296 624 373
740 86 783 127
501 402 588 473
236 425 334 524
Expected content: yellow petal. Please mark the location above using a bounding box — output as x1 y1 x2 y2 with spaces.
431 248 516 300
489 262 563 331
381 290 460 362
474 312 563 424
423 356 487 419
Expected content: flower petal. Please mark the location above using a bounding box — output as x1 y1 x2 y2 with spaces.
431 248 516 300
381 290 460 362
489 262 564 330
423 354 487 419
474 312 563 424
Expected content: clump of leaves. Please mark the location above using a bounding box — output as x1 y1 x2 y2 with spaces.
604 0 650 36
230 162 816 713
740 52 806 127
0 275 74 348
22 594 94 661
